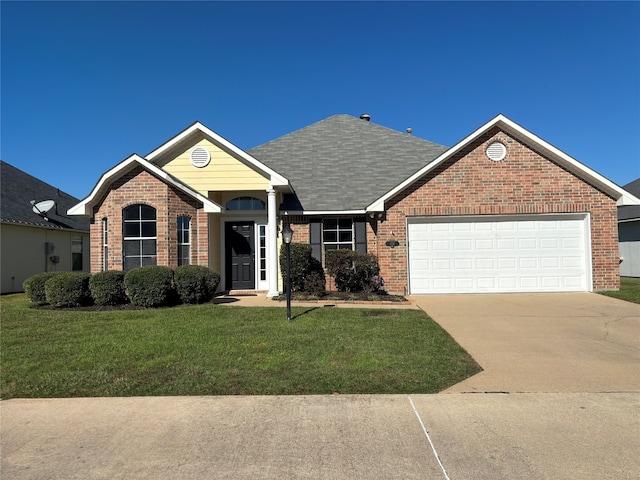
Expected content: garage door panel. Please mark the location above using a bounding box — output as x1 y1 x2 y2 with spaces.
408 215 590 294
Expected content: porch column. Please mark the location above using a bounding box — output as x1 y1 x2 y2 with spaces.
266 188 279 297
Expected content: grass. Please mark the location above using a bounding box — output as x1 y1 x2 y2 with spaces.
599 277 640 304
0 294 481 399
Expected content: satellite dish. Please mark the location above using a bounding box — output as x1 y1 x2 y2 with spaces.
32 200 56 221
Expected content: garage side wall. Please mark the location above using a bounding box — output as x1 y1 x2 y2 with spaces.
89 167 209 272
376 127 619 294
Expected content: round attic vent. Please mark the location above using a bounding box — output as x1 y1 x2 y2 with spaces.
190 147 211 168
486 142 506 162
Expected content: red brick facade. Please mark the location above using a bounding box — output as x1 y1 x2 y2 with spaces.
372 128 619 293
89 167 209 272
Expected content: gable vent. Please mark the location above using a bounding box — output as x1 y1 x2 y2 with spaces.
190 146 211 168
486 142 506 162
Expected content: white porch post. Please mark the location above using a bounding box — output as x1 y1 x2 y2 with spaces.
266 188 279 297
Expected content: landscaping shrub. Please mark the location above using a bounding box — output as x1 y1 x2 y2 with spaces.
44 272 92 308
124 266 174 308
89 270 128 306
280 243 326 294
303 257 326 295
325 250 381 293
174 265 221 304
23 272 63 304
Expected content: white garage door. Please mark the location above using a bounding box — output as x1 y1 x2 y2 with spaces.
407 214 591 294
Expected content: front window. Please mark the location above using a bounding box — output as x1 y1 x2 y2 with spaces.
226 197 266 211
323 218 354 251
102 218 108 271
123 204 157 271
177 216 190 266
72 235 83 271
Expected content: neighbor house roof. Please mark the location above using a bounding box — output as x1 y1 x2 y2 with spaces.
618 178 640 222
68 154 222 216
249 114 449 212
0 160 90 231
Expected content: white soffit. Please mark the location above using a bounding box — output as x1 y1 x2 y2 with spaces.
67 154 222 216
366 114 640 211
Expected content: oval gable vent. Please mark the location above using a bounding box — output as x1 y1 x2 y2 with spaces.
190 147 211 168
486 142 506 162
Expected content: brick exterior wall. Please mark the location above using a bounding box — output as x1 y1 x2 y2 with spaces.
89 167 208 272
373 128 619 293
285 128 619 294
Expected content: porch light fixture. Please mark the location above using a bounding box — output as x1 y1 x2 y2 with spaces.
281 224 294 321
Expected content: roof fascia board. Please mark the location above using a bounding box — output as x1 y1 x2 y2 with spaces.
367 114 640 211
68 154 222 216
283 210 367 216
146 122 290 188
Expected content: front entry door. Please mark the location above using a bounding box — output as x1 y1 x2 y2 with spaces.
225 222 255 290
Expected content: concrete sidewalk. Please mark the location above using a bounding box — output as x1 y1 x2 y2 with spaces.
2 393 638 479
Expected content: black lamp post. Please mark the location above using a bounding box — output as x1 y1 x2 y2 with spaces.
281 223 294 321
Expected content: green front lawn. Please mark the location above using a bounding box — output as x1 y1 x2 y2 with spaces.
0 294 481 398
599 277 640 304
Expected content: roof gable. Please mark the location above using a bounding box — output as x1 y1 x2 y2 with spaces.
618 178 640 222
67 155 222 216
249 114 448 212
146 121 289 188
0 161 89 231
368 114 640 211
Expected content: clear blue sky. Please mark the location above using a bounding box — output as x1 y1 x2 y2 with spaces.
2 1 639 200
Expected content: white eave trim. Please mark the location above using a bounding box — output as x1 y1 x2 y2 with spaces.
366 114 640 211
67 154 222 216
282 210 367 216
146 121 290 189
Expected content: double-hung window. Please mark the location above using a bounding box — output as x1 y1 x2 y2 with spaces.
102 218 108 271
123 204 157 270
310 218 367 264
177 216 190 266
72 235 83 271
323 218 354 251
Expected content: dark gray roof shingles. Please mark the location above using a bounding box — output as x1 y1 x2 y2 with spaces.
0 161 90 231
618 178 640 222
248 114 449 211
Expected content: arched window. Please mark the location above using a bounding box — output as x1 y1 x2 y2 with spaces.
226 197 266 211
123 204 157 270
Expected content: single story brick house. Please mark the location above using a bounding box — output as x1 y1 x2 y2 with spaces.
69 114 639 295
618 178 640 277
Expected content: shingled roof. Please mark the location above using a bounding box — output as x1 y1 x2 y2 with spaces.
619 178 640 222
0 161 89 231
248 114 448 212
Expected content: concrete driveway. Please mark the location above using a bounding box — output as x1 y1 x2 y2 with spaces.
410 292 639 393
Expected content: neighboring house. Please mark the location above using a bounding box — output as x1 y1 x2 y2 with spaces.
618 178 640 277
68 114 640 295
1 161 90 294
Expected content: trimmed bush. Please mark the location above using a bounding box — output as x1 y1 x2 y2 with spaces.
44 272 92 308
23 272 63 304
124 266 174 308
280 243 326 294
89 270 128 306
174 265 221 304
325 250 381 293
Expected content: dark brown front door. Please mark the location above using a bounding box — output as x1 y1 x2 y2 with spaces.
225 222 255 290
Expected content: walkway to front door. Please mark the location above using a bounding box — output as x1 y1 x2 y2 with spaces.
225 222 255 290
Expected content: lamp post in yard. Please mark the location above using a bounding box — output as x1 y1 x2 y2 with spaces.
281 223 294 321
